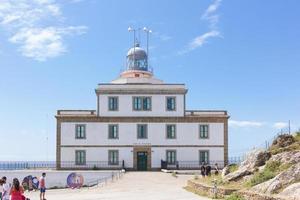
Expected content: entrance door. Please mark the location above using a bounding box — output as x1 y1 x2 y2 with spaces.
137 152 148 171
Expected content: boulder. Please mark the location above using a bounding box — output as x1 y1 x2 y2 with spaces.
221 165 230 178
251 162 300 194
223 149 271 182
269 150 300 165
271 134 295 148
240 149 271 170
279 182 300 200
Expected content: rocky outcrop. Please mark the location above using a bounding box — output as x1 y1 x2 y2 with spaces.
269 150 300 165
221 165 230 178
279 182 300 200
251 162 300 194
271 134 295 148
223 149 271 182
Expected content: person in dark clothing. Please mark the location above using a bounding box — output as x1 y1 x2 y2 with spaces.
214 163 219 175
205 165 212 176
200 162 206 178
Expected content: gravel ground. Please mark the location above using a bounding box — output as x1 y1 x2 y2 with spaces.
24 172 211 200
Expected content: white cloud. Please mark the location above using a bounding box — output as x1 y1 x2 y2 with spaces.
178 0 223 54
273 122 288 129
229 120 264 128
202 0 222 29
188 30 221 50
9 26 87 61
0 0 87 61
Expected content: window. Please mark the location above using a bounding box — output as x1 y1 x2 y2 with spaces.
108 124 118 139
166 150 177 164
166 124 176 139
75 150 86 165
199 150 209 165
166 97 176 111
108 150 119 165
75 124 86 139
108 97 118 111
199 125 209 139
137 124 148 139
133 97 151 111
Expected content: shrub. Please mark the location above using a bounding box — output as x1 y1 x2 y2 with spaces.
194 174 199 180
248 168 275 186
265 160 281 172
172 171 177 178
229 164 238 173
225 193 245 200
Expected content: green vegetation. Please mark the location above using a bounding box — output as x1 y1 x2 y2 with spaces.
229 164 238 173
193 174 199 180
270 133 300 155
247 168 275 187
194 174 243 190
225 193 245 200
247 160 284 187
171 171 178 178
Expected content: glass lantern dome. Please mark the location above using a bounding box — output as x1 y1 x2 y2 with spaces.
126 43 148 71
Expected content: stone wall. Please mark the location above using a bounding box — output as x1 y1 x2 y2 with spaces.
238 190 291 200
187 180 237 198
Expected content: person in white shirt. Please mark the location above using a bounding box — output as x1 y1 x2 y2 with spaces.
1 177 10 200
0 178 4 200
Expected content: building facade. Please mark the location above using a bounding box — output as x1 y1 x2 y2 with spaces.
56 42 229 170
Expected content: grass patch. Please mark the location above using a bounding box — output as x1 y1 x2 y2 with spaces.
194 174 243 190
246 160 282 187
229 164 238 173
247 168 275 187
225 193 245 200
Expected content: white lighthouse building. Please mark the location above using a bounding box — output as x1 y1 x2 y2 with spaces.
56 34 229 170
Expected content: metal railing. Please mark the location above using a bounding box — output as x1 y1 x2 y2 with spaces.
161 160 227 170
60 161 125 170
0 161 125 170
85 170 125 188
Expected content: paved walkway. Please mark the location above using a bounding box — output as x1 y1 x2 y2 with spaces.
25 172 211 200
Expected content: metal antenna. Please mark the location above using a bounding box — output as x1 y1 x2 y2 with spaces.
128 27 137 66
143 27 152 66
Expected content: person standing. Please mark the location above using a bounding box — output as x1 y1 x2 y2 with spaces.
0 178 4 200
1 177 10 200
214 163 219 175
10 178 25 200
200 162 206 178
39 173 46 200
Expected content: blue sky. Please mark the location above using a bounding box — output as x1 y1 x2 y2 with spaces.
0 0 299 161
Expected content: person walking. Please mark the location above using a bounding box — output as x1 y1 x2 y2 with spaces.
39 173 46 200
1 177 10 200
10 178 25 200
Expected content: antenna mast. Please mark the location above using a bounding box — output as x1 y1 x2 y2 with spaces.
143 27 152 67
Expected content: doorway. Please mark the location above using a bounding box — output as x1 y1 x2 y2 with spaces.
137 152 148 171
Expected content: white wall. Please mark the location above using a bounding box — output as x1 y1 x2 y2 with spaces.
60 147 224 169
98 94 185 117
61 122 224 146
61 147 134 168
0 170 117 188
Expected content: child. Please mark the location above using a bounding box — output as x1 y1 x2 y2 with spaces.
39 173 46 200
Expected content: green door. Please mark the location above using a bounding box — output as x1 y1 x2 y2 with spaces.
137 152 148 171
